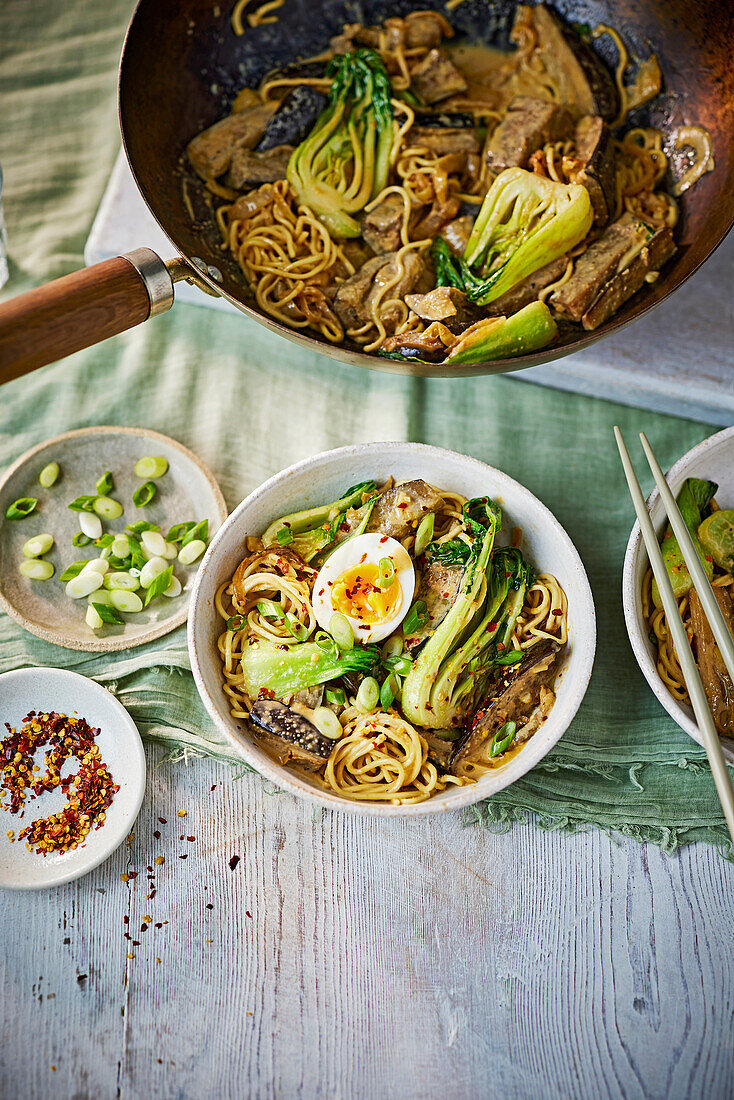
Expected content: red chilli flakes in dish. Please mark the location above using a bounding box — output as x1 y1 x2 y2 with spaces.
0 710 119 855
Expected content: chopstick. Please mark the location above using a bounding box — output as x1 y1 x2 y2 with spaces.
614 426 734 844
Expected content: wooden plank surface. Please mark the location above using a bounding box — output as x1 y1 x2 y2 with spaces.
1 749 732 1100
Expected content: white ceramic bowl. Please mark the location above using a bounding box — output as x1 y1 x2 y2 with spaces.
188 443 597 815
623 426 734 766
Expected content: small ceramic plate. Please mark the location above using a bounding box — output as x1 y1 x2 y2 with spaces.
0 668 146 890
0 426 227 651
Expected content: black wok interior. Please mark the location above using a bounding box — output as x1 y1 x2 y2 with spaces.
119 0 734 377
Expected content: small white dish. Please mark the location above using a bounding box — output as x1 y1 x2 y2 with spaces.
188 442 597 816
623 426 734 765
0 668 146 890
0 426 227 652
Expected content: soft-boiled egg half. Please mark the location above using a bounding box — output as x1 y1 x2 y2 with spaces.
312 533 415 644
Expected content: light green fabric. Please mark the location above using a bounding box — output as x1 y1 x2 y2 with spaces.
1 0 730 855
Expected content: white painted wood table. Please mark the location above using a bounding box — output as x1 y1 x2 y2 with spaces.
1 748 732 1100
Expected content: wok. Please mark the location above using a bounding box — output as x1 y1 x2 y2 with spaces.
0 0 732 382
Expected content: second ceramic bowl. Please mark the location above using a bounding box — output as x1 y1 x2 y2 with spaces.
188 442 597 815
623 426 734 765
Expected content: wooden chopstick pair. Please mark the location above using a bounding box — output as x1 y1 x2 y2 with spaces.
615 427 734 845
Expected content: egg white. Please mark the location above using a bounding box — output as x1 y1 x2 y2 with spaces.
312 533 415 644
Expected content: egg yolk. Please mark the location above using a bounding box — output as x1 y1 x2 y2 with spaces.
332 561 402 625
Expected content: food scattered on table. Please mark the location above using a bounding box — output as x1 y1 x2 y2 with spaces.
643 476 734 737
0 711 119 855
216 476 568 804
7 454 210 634
186 3 713 365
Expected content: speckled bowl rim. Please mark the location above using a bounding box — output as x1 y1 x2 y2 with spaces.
622 426 734 765
0 426 228 652
187 442 597 816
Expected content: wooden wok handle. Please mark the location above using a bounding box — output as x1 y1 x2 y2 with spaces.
0 249 174 383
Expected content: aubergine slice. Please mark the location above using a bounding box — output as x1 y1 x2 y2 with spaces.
450 639 563 773
526 5 620 122
255 86 328 152
364 479 445 540
574 115 616 226
688 587 734 737
405 560 464 653
249 699 332 773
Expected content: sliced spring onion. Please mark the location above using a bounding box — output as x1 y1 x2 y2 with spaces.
178 539 205 565
125 521 159 537
163 574 182 598
329 612 354 652
140 557 169 589
5 497 37 520
226 614 246 631
381 635 403 661
110 589 144 614
95 533 115 548
285 613 309 641
132 481 156 508
314 630 337 655
100 547 113 560
22 533 54 558
490 720 517 758
143 565 173 606
86 604 104 630
256 599 284 621
275 526 293 546
67 495 97 513
19 559 54 580
79 512 103 540
141 530 168 557
126 536 146 571
80 558 109 576
378 557 396 588
166 521 195 544
162 541 178 561
379 673 399 710
66 571 105 599
134 456 169 479
90 601 125 625
311 707 343 741
494 649 524 666
414 513 435 557
402 599 429 636
104 571 140 593
89 589 112 607
95 471 113 496
383 652 413 677
39 462 60 488
59 561 88 582
72 531 91 547
81 558 111 576
93 496 123 521
111 535 130 559
434 727 462 741
181 519 208 548
356 676 380 713
325 686 347 707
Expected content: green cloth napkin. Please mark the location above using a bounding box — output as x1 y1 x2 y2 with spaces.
1 0 730 855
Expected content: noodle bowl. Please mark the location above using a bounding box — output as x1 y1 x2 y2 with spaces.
188 442 597 813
